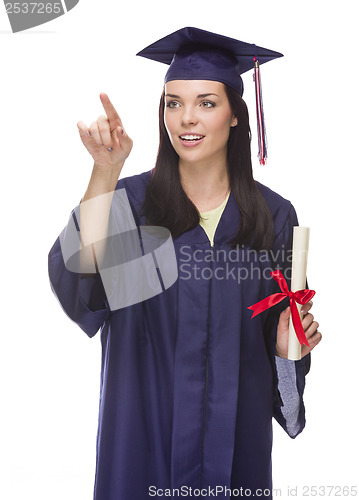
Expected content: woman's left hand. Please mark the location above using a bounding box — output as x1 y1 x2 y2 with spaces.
276 301 322 359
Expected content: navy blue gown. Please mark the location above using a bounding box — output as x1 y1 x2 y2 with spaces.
48 170 310 499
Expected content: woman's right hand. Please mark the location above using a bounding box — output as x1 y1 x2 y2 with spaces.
77 93 133 173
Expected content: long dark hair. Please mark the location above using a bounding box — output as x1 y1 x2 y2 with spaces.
141 85 274 250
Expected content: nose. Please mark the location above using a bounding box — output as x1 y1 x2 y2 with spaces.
181 106 198 127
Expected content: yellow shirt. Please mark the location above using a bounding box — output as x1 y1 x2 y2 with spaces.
199 192 230 247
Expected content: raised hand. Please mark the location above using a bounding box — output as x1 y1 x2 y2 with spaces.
77 93 133 172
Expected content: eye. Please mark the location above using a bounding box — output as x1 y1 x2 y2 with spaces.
200 101 215 108
166 100 180 108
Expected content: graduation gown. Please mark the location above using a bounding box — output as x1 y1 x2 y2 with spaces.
48 170 311 499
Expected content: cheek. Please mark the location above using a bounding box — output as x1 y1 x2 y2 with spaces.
211 113 232 142
164 111 175 138
163 112 180 151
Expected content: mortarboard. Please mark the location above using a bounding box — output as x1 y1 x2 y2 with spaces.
136 27 283 165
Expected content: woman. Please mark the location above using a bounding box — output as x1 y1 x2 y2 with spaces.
49 27 322 500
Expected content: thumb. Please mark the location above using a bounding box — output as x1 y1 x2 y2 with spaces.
114 126 133 157
278 306 290 332
114 125 124 145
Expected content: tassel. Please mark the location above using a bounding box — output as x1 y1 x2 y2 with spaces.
253 57 267 165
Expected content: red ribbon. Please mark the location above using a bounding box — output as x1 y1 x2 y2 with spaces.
247 269 315 347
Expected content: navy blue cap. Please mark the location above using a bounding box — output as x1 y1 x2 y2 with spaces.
136 27 283 96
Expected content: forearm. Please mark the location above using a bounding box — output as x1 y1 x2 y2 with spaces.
82 161 123 202
80 162 124 270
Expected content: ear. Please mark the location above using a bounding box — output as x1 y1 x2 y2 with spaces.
231 115 238 127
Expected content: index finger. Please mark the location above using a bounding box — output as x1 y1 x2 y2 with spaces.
301 300 313 315
100 92 123 130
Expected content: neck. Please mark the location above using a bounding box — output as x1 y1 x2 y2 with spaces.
179 159 229 199
179 158 230 212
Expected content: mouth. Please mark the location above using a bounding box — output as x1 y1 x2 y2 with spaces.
179 134 205 147
179 134 205 142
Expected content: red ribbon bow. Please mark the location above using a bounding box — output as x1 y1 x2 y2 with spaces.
247 269 315 347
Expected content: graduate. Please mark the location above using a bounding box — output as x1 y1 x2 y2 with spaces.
48 27 322 500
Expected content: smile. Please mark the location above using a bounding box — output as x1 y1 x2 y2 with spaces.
179 135 205 141
179 134 205 148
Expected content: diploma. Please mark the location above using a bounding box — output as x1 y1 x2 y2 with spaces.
248 227 315 358
288 226 311 360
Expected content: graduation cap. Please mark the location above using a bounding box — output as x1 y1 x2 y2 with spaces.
137 27 283 165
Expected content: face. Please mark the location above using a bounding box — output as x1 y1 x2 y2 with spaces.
164 80 237 168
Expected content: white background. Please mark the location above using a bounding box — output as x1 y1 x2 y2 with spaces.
0 0 357 498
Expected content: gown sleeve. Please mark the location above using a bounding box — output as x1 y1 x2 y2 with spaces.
48 206 109 338
268 203 312 438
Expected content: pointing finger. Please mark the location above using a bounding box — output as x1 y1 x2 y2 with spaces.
100 93 123 131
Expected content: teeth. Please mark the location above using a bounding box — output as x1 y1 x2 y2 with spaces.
180 135 203 141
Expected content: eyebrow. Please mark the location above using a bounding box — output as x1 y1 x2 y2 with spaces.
165 93 219 99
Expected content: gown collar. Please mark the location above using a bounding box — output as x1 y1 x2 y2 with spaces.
173 190 240 247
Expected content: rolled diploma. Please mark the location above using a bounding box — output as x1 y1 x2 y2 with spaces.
288 226 310 360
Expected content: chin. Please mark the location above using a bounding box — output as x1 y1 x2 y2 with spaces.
178 152 208 165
